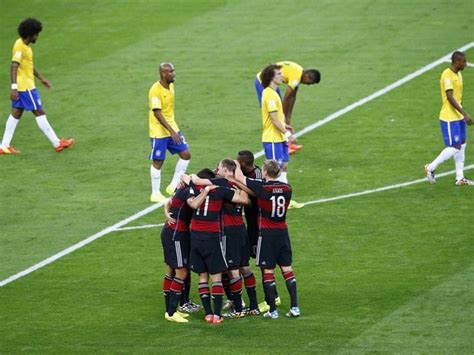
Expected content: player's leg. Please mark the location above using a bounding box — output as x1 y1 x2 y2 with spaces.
166 132 191 195
425 120 459 183
149 137 168 202
240 266 259 314
162 266 174 313
454 121 472 185
167 267 189 317
0 107 23 154
280 265 299 317
262 268 279 318
210 272 225 323
226 268 244 314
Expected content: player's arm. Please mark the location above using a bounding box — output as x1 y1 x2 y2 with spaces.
446 90 472 125
164 199 176 225
231 188 250 206
153 109 182 143
187 185 216 209
228 162 256 196
10 62 19 100
190 174 212 186
33 68 51 89
282 86 298 125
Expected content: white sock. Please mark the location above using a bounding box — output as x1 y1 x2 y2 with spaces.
1 115 20 148
429 147 457 170
35 115 60 147
278 172 288 183
454 143 466 180
150 165 161 195
169 158 190 190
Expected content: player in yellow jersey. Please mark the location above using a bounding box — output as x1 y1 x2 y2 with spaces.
256 61 320 155
425 51 473 186
260 64 303 209
148 63 192 202
0 18 74 155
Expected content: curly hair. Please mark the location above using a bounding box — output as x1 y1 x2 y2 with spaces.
260 64 281 88
18 18 43 39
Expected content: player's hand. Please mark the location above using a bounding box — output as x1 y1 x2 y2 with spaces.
464 113 473 125
10 89 18 101
171 132 182 144
180 174 191 185
40 78 52 89
165 213 177 225
204 185 217 192
285 124 294 133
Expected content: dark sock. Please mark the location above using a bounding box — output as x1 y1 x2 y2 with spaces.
263 272 276 312
199 282 212 315
283 271 297 308
211 281 224 316
184 273 191 304
222 272 232 301
163 274 173 312
229 276 243 312
243 271 258 310
168 277 185 315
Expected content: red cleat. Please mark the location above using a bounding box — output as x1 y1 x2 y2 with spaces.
55 138 75 152
212 315 224 324
0 146 21 154
204 314 214 324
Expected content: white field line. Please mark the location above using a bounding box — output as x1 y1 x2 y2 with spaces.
1 42 473 288
0 202 165 287
115 223 164 231
254 41 474 159
443 60 474 68
303 164 474 206
110 164 474 230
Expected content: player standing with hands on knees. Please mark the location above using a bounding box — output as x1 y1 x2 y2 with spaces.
1 18 74 155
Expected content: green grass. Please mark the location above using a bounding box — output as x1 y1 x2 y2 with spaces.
1 0 473 352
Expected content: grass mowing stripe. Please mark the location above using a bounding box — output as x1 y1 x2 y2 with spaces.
0 202 165 288
1 43 472 289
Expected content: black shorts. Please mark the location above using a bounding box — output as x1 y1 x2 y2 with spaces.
161 227 190 269
245 213 259 258
255 229 292 269
190 232 227 275
224 225 250 269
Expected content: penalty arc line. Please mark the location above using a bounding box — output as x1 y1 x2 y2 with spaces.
1 42 473 288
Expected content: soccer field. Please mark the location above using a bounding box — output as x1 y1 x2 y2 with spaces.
1 0 473 352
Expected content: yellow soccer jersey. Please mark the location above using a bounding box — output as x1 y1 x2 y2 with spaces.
261 87 285 142
148 81 179 138
439 68 464 122
277 61 304 89
11 38 35 91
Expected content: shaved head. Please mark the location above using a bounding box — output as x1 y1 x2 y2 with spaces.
159 62 176 84
160 62 174 73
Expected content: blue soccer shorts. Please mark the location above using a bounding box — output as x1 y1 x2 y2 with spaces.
440 119 466 146
149 131 189 161
255 78 282 107
11 88 42 111
263 141 289 165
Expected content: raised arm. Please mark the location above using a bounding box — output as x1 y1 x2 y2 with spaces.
190 174 212 186
187 185 216 209
231 188 250 206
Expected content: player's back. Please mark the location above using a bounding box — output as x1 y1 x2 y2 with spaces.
166 185 193 232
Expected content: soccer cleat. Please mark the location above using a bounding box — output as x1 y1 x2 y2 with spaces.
176 311 190 318
212 315 224 324
263 310 279 319
165 184 175 196
150 192 167 203
223 310 246 319
258 297 280 313
275 296 281 306
455 177 474 186
178 302 201 313
286 306 301 318
288 200 304 209
0 146 21 154
204 314 214 324
424 164 436 184
243 308 261 316
222 299 234 311
55 138 75 152
165 312 189 323
288 143 303 155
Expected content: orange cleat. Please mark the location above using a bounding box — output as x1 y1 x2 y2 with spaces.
0 146 21 154
288 143 303 155
204 314 214 324
55 138 75 152
212 315 224 324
